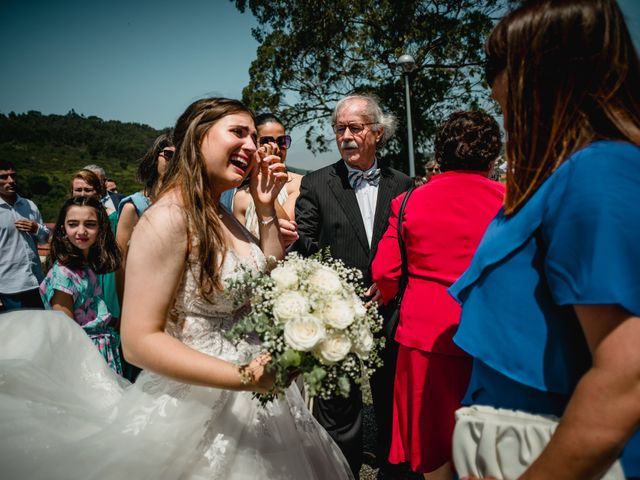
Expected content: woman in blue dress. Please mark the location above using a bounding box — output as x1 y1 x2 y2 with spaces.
115 133 175 381
450 0 640 478
116 132 175 279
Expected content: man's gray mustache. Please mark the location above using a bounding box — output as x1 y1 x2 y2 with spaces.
340 141 358 149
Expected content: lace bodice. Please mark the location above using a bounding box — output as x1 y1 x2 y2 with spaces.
165 241 266 364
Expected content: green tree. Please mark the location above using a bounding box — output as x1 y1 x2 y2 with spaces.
25 175 52 196
232 0 509 173
1 111 162 221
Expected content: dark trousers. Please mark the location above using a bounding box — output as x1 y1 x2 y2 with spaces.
313 384 363 478
0 288 44 312
370 336 399 464
312 340 399 477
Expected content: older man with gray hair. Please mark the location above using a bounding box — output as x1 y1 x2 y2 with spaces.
292 93 412 476
83 164 124 211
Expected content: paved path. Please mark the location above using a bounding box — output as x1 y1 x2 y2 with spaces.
360 405 422 480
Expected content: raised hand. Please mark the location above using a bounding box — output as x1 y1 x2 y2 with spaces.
250 143 288 210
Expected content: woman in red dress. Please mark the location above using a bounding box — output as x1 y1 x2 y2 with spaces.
372 110 505 480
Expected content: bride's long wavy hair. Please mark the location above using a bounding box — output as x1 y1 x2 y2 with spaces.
157 98 255 300
486 0 640 215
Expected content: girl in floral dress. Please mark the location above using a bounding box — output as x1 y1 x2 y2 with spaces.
40 196 122 374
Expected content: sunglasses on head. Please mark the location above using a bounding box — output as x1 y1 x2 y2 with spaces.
159 149 174 160
258 135 292 149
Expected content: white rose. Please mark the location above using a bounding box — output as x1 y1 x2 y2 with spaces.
351 294 367 318
316 334 352 364
283 315 326 351
323 298 355 329
271 265 299 291
272 291 310 323
353 327 374 359
308 267 342 295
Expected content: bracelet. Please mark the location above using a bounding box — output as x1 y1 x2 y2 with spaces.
238 363 255 385
259 215 275 226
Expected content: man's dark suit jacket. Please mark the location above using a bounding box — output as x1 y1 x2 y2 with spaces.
293 158 412 475
294 159 412 288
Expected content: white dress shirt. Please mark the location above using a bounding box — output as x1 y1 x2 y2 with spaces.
102 194 116 212
344 160 379 247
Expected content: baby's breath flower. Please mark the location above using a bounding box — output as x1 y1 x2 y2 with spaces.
225 248 383 405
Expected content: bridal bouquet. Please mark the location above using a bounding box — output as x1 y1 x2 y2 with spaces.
226 251 385 405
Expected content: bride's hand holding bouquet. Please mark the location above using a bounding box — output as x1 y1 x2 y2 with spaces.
227 250 385 405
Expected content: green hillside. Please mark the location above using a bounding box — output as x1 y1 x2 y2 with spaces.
1 110 164 222
2 110 311 222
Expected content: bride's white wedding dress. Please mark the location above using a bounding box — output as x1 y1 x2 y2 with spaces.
0 241 353 479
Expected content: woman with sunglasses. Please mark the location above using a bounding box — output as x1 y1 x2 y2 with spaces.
114 133 175 381
425 159 441 181
116 133 174 269
233 113 302 239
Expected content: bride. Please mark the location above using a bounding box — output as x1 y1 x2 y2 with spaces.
0 98 354 479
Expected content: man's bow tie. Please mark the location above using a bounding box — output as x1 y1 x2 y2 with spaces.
348 168 381 189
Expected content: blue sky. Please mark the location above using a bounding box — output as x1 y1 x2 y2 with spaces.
0 1 259 129
1 0 639 171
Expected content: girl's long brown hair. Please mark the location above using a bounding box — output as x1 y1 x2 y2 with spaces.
157 98 255 300
46 196 121 274
487 0 640 215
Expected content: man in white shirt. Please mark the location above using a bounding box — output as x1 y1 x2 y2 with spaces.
0 160 50 311
292 94 412 476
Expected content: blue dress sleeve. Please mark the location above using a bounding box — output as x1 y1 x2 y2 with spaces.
117 191 150 218
542 141 640 315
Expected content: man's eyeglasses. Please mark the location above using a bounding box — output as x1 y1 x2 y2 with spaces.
159 149 174 160
332 122 376 136
0 172 17 181
258 135 292 149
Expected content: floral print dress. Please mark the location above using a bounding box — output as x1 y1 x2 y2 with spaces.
40 261 122 374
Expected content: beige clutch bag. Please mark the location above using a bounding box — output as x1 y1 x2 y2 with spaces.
453 405 625 480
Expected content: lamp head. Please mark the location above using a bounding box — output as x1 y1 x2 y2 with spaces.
397 54 417 73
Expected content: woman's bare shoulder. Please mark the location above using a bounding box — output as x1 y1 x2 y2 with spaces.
234 185 251 198
135 192 187 244
287 172 303 190
233 186 252 210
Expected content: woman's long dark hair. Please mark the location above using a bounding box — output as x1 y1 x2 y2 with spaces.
46 196 121 274
487 0 640 214
157 98 255 299
137 132 174 199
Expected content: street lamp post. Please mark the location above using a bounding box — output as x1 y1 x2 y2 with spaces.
398 54 417 178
